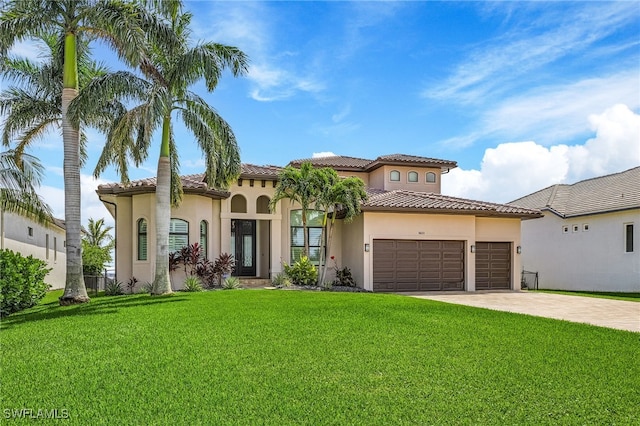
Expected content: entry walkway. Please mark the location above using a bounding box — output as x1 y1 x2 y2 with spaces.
407 291 639 332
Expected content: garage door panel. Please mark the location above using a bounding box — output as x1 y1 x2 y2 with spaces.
475 242 511 290
373 239 465 292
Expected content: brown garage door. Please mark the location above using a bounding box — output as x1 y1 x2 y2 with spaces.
475 242 511 290
373 240 465 292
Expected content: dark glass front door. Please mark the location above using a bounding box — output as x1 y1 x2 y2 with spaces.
231 220 256 276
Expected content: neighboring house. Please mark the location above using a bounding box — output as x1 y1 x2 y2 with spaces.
0 211 66 289
97 154 541 292
510 167 640 292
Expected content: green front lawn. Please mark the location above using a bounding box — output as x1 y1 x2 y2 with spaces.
1 290 638 424
534 290 640 302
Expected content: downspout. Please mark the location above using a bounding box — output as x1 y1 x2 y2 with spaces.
99 196 117 283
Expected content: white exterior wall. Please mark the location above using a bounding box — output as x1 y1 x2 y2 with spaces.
520 209 640 292
0 212 66 289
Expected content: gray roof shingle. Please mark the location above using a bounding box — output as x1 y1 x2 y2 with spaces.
509 167 640 217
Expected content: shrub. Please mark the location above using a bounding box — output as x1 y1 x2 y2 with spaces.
140 282 155 294
283 256 317 286
104 280 124 296
272 272 291 287
222 276 241 290
82 240 111 276
0 249 51 317
126 277 138 294
194 259 217 288
333 266 356 287
183 276 203 292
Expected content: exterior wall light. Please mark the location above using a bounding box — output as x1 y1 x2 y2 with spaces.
470 244 476 253
517 246 522 254
364 243 370 252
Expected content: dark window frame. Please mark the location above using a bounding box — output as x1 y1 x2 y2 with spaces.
200 220 208 259
625 223 634 253
290 209 324 265
169 218 189 254
137 218 148 261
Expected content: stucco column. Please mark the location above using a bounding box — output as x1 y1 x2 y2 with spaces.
466 240 476 292
270 218 282 277
220 217 232 254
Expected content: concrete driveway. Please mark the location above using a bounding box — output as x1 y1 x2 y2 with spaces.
406 291 639 332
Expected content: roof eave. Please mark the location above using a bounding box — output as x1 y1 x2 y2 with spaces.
361 206 542 218
97 186 231 199
365 160 457 173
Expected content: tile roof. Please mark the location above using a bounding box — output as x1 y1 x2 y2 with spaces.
97 164 281 197
288 155 373 170
363 189 542 218
289 154 457 172
509 167 640 217
52 217 66 230
240 164 282 178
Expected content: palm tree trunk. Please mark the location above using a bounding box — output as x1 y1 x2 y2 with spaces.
59 33 89 305
302 208 309 257
320 215 337 286
152 115 173 295
317 211 328 286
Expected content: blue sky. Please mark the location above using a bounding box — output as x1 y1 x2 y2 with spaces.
4 1 639 226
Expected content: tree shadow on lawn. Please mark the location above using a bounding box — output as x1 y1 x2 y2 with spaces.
0 294 189 330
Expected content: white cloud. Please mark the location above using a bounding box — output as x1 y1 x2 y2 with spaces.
197 3 324 102
332 104 351 123
7 39 47 62
442 104 640 203
438 69 639 150
312 152 337 158
425 2 638 104
37 174 114 229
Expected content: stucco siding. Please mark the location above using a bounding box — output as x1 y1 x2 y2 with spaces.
341 214 364 287
373 165 441 193
1 212 66 289
521 210 640 292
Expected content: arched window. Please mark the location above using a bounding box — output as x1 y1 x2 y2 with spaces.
137 219 147 260
390 170 400 182
256 195 271 214
200 220 208 259
290 210 324 264
231 194 247 213
169 218 189 253
408 171 418 182
426 172 437 183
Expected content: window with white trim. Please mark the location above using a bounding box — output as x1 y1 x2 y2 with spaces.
389 170 400 182
426 172 436 183
408 171 418 182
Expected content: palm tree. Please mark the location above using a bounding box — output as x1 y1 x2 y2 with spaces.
270 162 324 257
316 174 368 285
71 9 248 295
83 218 114 249
0 150 52 225
0 0 177 305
